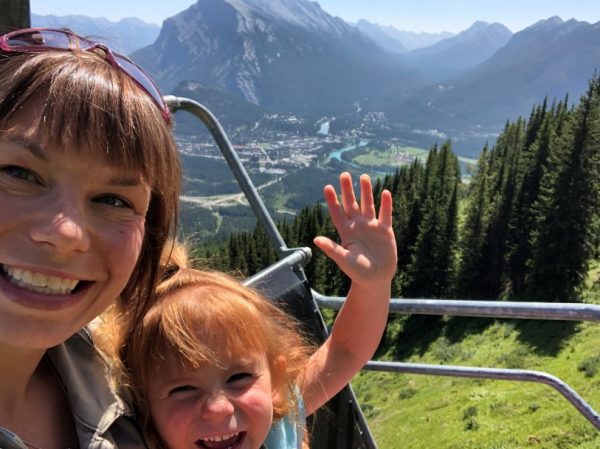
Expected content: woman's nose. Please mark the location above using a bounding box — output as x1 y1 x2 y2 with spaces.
29 200 91 254
199 392 235 422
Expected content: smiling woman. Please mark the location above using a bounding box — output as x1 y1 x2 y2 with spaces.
0 27 181 449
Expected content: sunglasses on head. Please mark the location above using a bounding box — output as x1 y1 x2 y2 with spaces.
0 27 171 123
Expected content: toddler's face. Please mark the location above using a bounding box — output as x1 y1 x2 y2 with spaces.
148 352 275 449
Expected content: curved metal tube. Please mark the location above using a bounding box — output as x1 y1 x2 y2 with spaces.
164 95 291 258
313 293 600 322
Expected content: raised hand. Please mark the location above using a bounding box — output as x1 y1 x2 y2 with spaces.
313 172 397 287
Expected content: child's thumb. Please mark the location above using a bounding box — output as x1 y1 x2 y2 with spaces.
313 236 347 268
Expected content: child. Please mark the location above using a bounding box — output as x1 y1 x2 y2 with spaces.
115 172 397 449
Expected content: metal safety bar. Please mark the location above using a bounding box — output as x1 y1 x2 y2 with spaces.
164 95 292 259
167 95 378 448
314 292 600 430
312 294 600 322
364 362 600 431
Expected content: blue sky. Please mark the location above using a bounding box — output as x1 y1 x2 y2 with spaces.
30 0 600 33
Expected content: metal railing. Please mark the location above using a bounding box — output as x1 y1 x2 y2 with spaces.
166 95 600 438
313 295 600 431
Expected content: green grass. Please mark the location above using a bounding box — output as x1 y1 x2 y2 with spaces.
350 265 600 448
350 145 429 167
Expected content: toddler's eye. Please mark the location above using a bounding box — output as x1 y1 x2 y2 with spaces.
168 385 196 396
228 372 254 384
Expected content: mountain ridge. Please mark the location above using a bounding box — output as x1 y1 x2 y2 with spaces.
131 0 423 115
31 13 160 54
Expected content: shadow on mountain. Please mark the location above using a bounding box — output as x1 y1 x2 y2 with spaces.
514 319 580 356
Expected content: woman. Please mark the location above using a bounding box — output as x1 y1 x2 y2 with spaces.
0 28 181 448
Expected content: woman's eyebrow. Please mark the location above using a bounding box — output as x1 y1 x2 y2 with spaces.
1 134 47 160
106 176 147 187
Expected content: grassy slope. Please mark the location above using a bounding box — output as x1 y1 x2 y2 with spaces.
351 261 600 449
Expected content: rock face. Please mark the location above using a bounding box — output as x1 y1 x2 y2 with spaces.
131 0 421 115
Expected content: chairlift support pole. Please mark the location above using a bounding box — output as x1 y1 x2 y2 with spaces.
164 96 292 259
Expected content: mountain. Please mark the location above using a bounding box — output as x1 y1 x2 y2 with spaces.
31 13 160 54
424 17 600 126
171 80 265 134
382 27 455 51
404 21 513 79
354 19 407 53
131 0 423 116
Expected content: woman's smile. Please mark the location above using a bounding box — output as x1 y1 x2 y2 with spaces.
2 264 80 294
0 106 150 348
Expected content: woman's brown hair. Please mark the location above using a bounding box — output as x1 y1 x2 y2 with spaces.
0 50 181 320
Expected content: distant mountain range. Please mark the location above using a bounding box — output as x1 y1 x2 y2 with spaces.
33 4 600 134
354 20 454 52
403 21 513 79
404 17 600 127
131 0 421 116
31 13 160 54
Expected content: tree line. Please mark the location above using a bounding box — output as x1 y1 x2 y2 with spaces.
196 76 600 303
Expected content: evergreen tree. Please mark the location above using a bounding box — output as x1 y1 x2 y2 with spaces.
405 141 460 298
479 119 524 298
528 76 600 301
506 105 557 296
456 146 491 298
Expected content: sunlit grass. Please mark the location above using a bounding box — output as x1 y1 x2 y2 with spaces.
352 311 600 448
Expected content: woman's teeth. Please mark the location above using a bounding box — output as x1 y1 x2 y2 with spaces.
2 265 79 294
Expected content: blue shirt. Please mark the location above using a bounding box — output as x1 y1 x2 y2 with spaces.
263 393 306 449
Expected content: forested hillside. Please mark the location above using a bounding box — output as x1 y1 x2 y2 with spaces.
194 75 600 305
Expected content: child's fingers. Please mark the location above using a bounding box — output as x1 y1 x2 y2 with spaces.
339 172 360 218
359 174 376 220
323 184 347 230
378 189 393 227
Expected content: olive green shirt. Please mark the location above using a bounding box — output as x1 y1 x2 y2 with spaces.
0 330 147 449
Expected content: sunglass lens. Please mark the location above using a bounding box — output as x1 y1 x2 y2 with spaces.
115 55 168 113
7 30 71 49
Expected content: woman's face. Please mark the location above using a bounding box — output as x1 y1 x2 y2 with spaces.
0 101 151 350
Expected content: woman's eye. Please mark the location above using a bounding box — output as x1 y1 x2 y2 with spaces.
1 165 38 183
94 195 131 209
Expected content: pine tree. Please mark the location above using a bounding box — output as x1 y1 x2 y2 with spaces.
506 104 557 296
527 76 600 301
405 141 460 298
479 119 524 298
456 146 491 298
